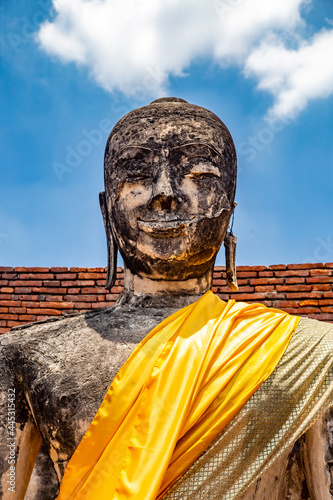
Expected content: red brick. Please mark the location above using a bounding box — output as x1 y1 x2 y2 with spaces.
109 286 124 293
214 266 225 271
9 280 42 287
0 327 10 334
36 315 55 321
259 300 273 307
0 294 12 301
0 314 19 320
19 314 36 321
250 278 284 285
78 273 106 280
237 266 266 271
2 274 17 279
17 295 38 301
269 265 287 270
213 279 227 285
0 287 14 293
96 280 109 286
213 272 223 279
106 294 120 301
312 285 330 291
0 307 8 313
325 263 333 268
275 270 309 277
22 302 38 308
67 288 80 294
299 300 319 306
72 303 92 309
31 287 67 294
55 273 77 279
286 292 322 299
7 321 22 327
86 267 106 273
50 267 68 272
272 301 300 309
312 313 333 321
285 278 305 284
0 300 20 307
322 306 333 313
258 271 274 277
234 293 267 301
255 286 275 292
276 285 312 292
45 296 64 302
43 281 61 287
40 302 73 309
14 287 32 293
65 295 97 302
15 267 49 272
283 307 320 314
91 302 113 308
309 269 332 276
216 286 254 294
0 320 7 327
288 263 323 269
20 273 53 279
0 267 14 272
321 300 333 305
62 280 95 287
236 272 257 278
69 267 87 272
0 280 8 286
324 292 333 298
80 287 107 294
216 294 230 300
27 308 62 316
266 293 287 300
233 279 248 286
306 277 333 283
11 307 26 314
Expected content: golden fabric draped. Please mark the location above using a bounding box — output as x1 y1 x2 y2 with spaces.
57 291 299 500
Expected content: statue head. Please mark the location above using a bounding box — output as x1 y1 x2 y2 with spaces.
100 97 237 290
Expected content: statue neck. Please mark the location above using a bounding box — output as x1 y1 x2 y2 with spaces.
122 266 213 298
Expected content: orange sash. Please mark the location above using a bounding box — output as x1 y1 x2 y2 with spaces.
58 291 299 500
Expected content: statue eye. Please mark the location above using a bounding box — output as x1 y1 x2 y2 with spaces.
125 173 151 182
184 159 221 179
186 171 220 179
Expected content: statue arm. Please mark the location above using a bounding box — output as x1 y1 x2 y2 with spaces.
0 348 42 499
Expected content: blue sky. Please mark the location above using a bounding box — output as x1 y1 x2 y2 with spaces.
1 0 333 268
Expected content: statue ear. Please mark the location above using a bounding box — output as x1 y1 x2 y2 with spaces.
223 202 238 291
99 191 117 290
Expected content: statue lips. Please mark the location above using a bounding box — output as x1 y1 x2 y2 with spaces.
138 217 196 238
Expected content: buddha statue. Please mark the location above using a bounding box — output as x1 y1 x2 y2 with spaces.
1 98 333 500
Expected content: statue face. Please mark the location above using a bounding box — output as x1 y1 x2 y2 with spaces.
104 110 235 281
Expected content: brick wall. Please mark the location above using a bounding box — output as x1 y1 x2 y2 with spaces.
1 263 333 334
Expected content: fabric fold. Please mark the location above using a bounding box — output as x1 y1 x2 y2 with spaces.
57 291 298 500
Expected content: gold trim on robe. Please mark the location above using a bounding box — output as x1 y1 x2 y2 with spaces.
164 316 333 499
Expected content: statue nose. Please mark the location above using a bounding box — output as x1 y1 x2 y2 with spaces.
151 169 177 211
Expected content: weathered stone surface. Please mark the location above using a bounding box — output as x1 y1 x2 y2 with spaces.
0 293 202 498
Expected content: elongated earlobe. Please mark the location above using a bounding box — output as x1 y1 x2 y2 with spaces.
99 192 117 290
224 230 238 291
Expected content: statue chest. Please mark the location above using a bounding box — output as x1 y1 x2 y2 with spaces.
12 306 178 480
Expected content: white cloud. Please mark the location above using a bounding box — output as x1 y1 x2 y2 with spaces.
246 29 333 118
37 0 333 119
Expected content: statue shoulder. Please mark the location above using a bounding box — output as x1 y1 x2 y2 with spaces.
0 303 175 382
